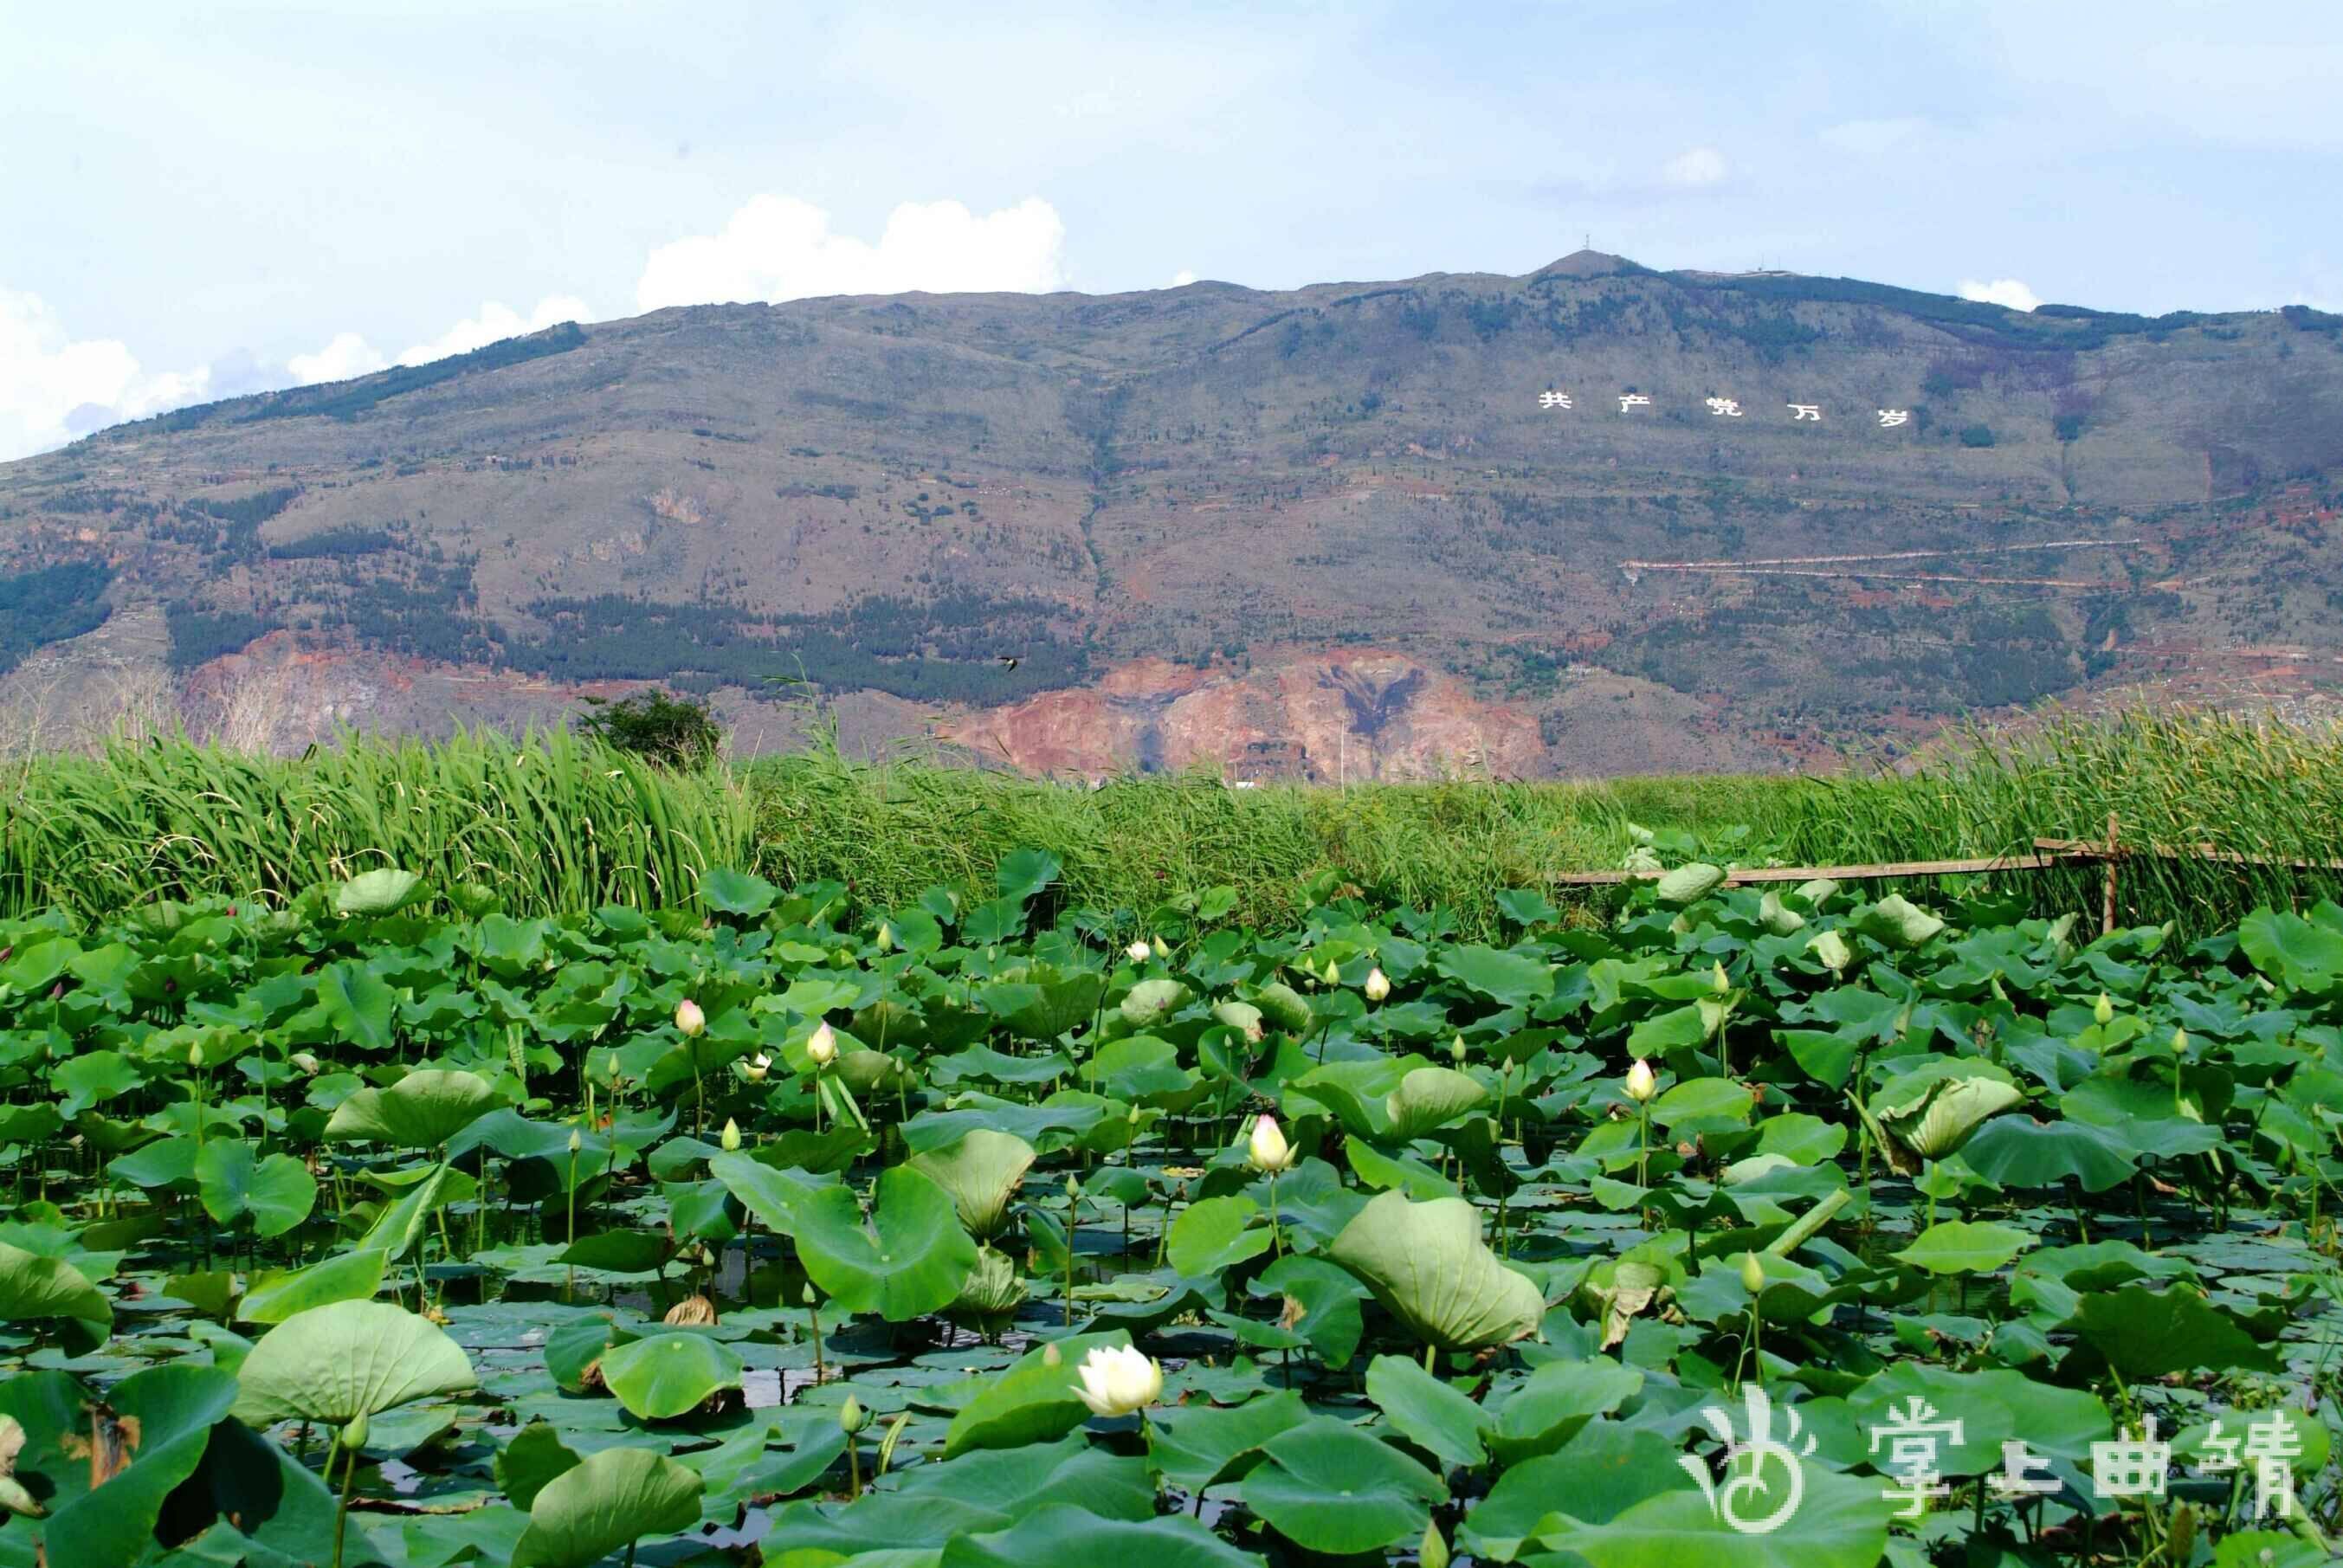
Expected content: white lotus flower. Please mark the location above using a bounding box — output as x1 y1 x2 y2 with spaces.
807 1021 838 1068
1070 1343 1163 1416
1126 940 1152 963
1248 1113 1294 1173
1364 966 1391 1003
743 1051 772 1082
1624 1059 1658 1103
675 998 707 1037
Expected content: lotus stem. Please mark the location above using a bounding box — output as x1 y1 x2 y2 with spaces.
1764 1189 1850 1257
331 1437 360 1568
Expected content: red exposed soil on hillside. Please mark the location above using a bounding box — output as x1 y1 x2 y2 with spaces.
944 648 1545 781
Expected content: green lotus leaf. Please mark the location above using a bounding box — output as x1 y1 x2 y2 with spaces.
334 868 424 916
195 1141 317 1237
987 965 1106 1043
237 1249 390 1324
496 1420 583 1511
1085 1036 1193 1102
791 1165 979 1320
326 1068 501 1149
1382 1066 1488 1141
1860 1065 2023 1173
836 1047 910 1094
1146 1389 1313 1494
1531 1461 1893 1567
1365 1354 1492 1469
948 1244 1030 1332
511 1446 705 1568
1252 983 1315 1034
1166 1195 1273 1278
1757 889 1806 935
558 1230 670 1275
706 1149 833 1231
1892 1220 2036 1276
1461 1422 1699 1559
1652 1075 1756 1129
2062 1285 2282 1380
943 1504 1265 1568
232 1300 476 1426
600 1332 744 1421
1120 977 1191 1027
1258 1255 1370 1369
1488 1357 1645 1464
1846 1364 2111 1474
943 1332 1134 1457
1210 1000 1264 1040
39 1364 242 1568
1242 1416 1448 1556
354 1160 464 1261
53 1050 141 1118
700 867 779 917
1433 945 1554 1008
2237 907 2343 993
1327 1191 1543 1351
1854 893 1946 949
0 1242 111 1337
1653 862 1726 907
908 1129 1037 1240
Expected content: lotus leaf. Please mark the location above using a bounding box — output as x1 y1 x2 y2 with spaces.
1328 1191 1543 1351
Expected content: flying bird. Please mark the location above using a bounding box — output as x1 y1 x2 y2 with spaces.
998 655 1020 671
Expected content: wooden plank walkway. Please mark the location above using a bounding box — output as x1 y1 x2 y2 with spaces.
1551 847 2095 887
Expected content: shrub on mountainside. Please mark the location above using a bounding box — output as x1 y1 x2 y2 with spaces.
577 687 724 769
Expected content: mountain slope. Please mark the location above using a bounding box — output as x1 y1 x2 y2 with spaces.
4 252 2341 774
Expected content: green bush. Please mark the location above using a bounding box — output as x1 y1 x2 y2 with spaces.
577 688 724 769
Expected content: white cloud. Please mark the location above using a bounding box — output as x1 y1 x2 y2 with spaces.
636 195 1066 312
1167 269 1199 287
287 331 389 386
284 295 591 390
0 287 210 462
1660 146 1728 188
1957 277 2042 313
396 295 591 366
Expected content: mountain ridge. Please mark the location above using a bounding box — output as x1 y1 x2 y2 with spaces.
4 253 2341 774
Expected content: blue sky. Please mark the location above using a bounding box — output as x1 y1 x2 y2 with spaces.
4 0 2340 459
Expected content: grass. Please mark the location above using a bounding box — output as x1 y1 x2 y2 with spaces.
4 708 2340 935
0 725 752 921
748 707 2343 938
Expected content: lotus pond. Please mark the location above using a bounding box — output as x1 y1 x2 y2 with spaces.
0 851 2340 1567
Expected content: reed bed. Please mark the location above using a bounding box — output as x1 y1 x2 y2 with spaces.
1772 708 2343 934
0 726 752 920
747 708 2343 937
3 708 2338 935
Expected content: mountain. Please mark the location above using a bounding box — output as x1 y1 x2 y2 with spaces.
4 251 2343 776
